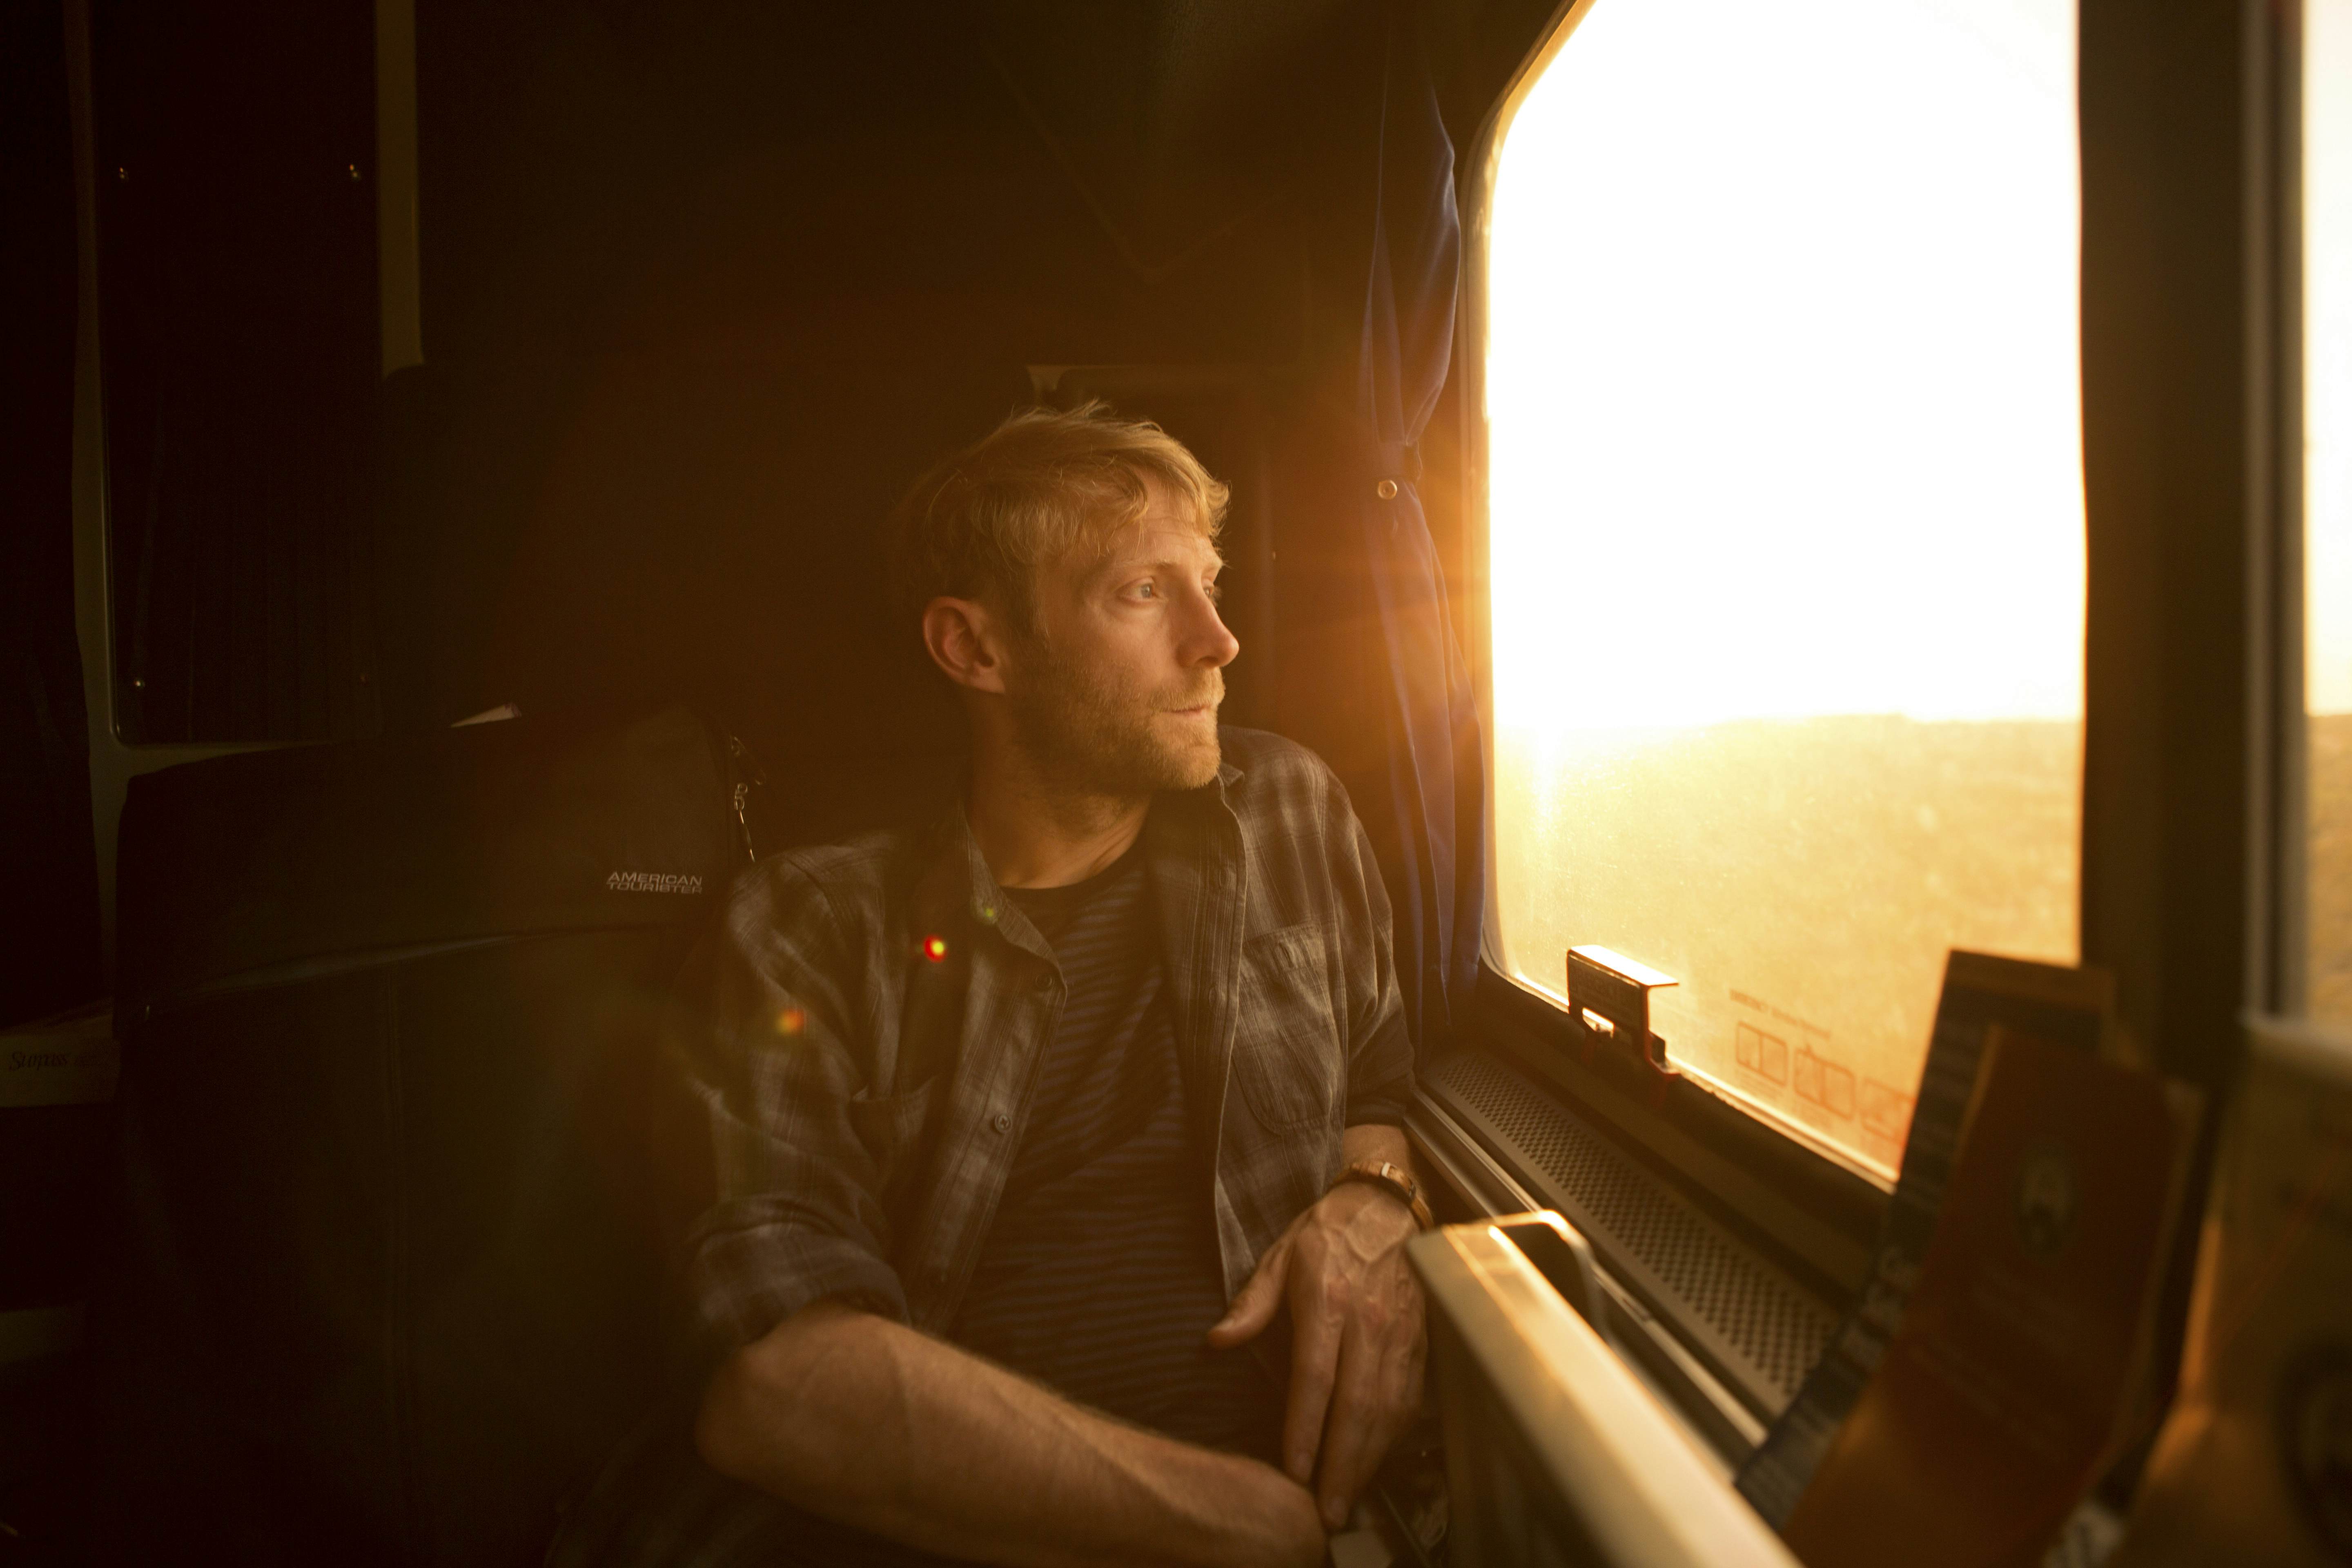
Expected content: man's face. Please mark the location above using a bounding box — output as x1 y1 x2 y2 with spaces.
1001 479 1240 796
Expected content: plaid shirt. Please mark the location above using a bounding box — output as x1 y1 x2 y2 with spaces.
672 726 1413 1372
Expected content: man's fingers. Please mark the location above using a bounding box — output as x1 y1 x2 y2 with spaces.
1281 1282 1343 1486
1312 1320 1384 1529
1316 1278 1428 1528
1206 1239 1290 1348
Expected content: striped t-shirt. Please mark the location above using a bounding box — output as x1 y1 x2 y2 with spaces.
946 840 1285 1464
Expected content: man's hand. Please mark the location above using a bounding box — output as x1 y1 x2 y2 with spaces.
1206 1173 1426 1531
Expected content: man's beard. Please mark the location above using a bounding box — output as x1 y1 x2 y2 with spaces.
1005 640 1224 797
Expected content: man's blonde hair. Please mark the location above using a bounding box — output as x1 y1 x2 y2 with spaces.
886 401 1229 634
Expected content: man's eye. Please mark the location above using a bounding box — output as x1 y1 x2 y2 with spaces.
1205 582 1224 605
1132 581 1157 601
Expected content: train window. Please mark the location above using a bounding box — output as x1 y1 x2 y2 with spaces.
2311 0 2352 1025
1483 0 2084 1180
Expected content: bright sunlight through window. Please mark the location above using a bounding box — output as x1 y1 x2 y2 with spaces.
1486 0 2084 1181
2310 0 2352 1025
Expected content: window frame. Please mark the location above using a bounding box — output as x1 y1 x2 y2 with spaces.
1449 0 2296 1290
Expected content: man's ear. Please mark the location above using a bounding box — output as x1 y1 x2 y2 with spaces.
921 595 1011 695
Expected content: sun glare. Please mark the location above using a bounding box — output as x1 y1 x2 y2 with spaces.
1490 0 2083 735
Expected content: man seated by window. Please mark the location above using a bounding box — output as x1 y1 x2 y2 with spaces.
564 403 1430 1568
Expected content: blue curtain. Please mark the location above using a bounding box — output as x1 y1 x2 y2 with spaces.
1334 6 1484 1052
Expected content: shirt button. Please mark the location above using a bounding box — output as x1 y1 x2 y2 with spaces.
991 1112 1012 1134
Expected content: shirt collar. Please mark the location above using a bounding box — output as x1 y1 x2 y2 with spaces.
913 751 1247 963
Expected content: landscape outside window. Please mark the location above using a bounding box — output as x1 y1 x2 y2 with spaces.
1485 0 2084 1181
2311 0 2351 1025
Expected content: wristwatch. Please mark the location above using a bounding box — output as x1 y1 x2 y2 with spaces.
1330 1158 1434 1231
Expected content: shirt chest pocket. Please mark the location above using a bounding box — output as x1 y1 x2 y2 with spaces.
1232 924 1343 1131
844 1076 942 1213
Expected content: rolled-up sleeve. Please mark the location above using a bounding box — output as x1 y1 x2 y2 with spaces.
668 861 908 1383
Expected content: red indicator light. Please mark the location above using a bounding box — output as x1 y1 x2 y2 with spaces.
776 1007 806 1036
922 935 949 962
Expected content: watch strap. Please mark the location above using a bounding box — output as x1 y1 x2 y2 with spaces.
1330 1158 1433 1231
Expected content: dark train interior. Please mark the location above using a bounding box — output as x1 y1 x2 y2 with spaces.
3 0 2348 1564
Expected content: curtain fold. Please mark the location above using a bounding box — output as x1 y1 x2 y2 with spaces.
1337 4 1485 1053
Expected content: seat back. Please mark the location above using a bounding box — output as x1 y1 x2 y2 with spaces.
100 708 746 1568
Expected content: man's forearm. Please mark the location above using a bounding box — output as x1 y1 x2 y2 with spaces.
695 1301 1323 1568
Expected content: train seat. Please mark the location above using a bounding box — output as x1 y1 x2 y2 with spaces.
99 707 765 1568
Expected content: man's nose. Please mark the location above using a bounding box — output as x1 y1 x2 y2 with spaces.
1184 590 1241 669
